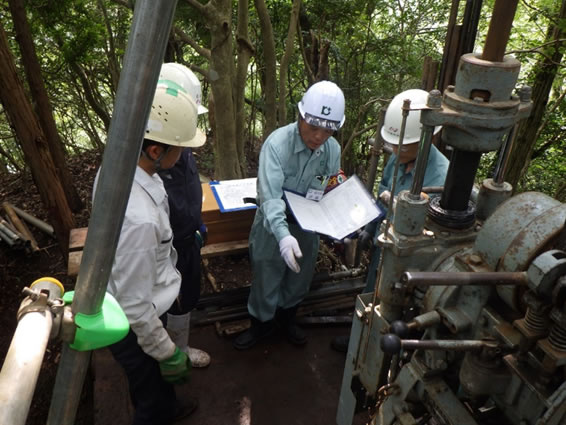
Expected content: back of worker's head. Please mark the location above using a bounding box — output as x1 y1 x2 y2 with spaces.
298 81 345 131
159 63 208 115
381 89 441 145
143 82 206 150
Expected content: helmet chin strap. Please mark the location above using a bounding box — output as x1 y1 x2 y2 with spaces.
141 145 170 172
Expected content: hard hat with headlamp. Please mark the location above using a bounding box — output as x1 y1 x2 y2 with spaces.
381 89 441 145
159 63 208 115
297 80 345 131
145 82 206 148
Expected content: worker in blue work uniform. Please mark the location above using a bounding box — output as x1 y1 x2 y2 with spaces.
234 81 346 350
158 63 211 368
331 89 449 353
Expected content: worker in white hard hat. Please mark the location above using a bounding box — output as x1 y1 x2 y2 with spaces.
157 63 211 369
159 62 208 114
376 89 447 205
331 88 449 353
99 82 205 423
234 80 346 350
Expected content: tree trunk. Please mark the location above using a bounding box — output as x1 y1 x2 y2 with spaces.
69 60 112 131
235 0 254 176
0 22 74 252
505 0 566 191
278 0 302 127
254 0 277 137
186 0 241 180
97 0 121 94
8 0 83 212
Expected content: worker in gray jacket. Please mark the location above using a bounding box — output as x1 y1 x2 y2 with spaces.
234 81 346 350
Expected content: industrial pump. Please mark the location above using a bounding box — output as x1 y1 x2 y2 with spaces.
336 3 566 425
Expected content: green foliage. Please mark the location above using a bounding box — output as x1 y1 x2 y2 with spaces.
0 0 564 203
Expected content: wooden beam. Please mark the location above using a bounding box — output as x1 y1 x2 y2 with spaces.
67 235 250 277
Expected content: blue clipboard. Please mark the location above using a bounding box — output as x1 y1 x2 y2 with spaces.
209 180 258 213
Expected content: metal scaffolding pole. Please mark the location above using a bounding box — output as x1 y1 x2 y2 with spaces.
46 1 178 424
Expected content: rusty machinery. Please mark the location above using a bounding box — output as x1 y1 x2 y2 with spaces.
336 1 566 424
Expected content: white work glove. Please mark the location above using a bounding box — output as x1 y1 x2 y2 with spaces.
379 190 391 205
279 235 303 273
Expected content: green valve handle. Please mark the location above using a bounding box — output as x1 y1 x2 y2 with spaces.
63 291 129 351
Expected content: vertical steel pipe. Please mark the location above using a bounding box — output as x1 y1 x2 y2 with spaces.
0 311 53 425
440 149 481 211
47 1 178 424
493 125 517 185
409 125 434 200
383 99 411 237
482 0 519 62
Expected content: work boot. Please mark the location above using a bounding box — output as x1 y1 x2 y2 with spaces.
167 312 211 368
277 306 306 346
330 335 349 353
172 397 198 423
233 317 276 350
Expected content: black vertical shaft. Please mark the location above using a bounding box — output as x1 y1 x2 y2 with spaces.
440 149 481 211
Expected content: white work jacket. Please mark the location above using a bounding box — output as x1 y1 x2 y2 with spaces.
95 166 181 361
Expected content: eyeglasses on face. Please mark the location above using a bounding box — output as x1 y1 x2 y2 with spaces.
385 142 412 153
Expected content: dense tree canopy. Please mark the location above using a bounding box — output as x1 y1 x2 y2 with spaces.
0 0 565 246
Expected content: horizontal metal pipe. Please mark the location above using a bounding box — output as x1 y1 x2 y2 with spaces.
8 204 55 237
0 221 20 242
401 339 487 351
401 271 528 287
0 311 53 425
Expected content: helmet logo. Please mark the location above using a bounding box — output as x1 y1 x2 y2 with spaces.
320 106 332 116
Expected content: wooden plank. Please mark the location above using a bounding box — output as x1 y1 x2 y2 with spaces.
67 239 250 277
68 251 82 276
69 227 88 251
206 220 253 245
201 239 249 258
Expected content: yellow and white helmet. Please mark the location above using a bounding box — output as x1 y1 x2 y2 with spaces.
144 82 206 148
159 63 208 114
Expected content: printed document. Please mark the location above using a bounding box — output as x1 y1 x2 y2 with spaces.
210 178 257 212
284 175 383 240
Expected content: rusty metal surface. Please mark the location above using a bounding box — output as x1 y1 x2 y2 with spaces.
475 192 561 270
502 204 566 272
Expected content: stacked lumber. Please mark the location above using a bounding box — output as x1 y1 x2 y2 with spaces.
192 275 366 335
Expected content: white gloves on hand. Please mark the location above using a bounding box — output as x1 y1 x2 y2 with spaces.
379 190 392 205
279 235 303 273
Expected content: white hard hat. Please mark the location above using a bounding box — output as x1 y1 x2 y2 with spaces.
145 82 206 148
297 80 345 131
159 62 208 114
380 89 441 145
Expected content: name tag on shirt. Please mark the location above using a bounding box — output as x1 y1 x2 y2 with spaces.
306 188 324 201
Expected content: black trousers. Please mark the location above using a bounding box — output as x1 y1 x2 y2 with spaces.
169 236 202 314
109 326 177 425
